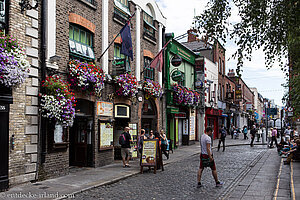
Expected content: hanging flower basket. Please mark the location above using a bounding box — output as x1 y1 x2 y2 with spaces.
142 79 163 98
173 84 185 105
0 34 30 87
40 75 76 127
173 84 201 107
194 91 201 106
183 88 195 106
68 60 105 97
114 73 138 97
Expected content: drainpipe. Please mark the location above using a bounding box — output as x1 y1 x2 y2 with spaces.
39 0 47 164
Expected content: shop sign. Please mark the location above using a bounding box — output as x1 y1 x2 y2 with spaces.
195 80 204 89
246 103 252 110
99 122 113 150
167 107 179 114
171 70 184 82
183 119 189 135
195 58 204 72
97 102 113 117
174 112 186 118
226 92 234 99
171 54 182 67
189 112 196 140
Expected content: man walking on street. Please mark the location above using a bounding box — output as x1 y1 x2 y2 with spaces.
250 125 256 147
218 125 226 152
270 127 278 148
120 127 132 168
197 126 223 188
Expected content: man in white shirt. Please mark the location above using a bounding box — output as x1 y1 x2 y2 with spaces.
284 126 291 143
197 126 223 188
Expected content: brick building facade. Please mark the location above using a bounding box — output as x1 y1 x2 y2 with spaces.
37 0 166 181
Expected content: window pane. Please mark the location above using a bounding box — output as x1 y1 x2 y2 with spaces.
80 31 86 44
74 27 80 41
86 32 91 46
69 26 73 39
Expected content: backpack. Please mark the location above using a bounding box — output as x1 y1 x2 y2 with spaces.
119 133 126 146
221 129 226 138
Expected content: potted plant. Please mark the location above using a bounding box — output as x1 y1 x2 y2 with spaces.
68 60 104 97
0 34 30 87
114 73 138 97
142 79 163 99
40 75 76 127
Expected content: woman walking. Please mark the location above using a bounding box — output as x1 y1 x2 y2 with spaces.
160 129 169 159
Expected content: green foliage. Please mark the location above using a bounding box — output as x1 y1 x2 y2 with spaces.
194 0 300 116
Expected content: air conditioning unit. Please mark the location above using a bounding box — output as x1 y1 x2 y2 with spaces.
114 104 130 118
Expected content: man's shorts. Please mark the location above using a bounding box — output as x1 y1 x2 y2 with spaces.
200 154 216 170
121 148 132 158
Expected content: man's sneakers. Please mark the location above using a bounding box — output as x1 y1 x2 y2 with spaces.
216 181 224 187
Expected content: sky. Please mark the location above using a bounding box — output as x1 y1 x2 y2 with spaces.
156 0 287 106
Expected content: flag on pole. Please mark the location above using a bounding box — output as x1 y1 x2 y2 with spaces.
120 22 133 61
150 49 163 72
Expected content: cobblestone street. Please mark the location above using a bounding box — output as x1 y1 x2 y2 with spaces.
73 145 267 200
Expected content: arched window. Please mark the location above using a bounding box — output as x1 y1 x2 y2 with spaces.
143 4 156 40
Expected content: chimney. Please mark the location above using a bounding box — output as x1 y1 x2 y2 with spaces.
228 69 235 77
187 29 197 42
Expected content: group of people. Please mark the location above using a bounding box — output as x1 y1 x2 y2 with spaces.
119 127 169 168
277 126 300 165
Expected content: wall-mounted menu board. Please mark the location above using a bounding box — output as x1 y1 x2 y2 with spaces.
99 122 113 150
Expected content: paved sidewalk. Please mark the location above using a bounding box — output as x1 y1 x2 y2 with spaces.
0 137 269 200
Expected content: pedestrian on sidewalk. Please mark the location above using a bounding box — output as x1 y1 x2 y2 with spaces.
148 130 155 139
284 126 291 143
250 125 256 147
138 129 147 155
120 127 132 168
197 126 223 188
270 127 278 148
267 128 273 147
160 129 169 159
243 126 248 140
217 125 226 152
230 124 235 139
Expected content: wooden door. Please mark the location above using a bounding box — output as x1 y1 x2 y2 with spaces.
70 118 88 166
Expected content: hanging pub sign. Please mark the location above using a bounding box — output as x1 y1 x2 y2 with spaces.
171 54 182 67
171 70 184 82
195 80 204 89
235 90 242 100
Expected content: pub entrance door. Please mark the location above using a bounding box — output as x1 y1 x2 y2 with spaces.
69 117 93 167
0 104 9 191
